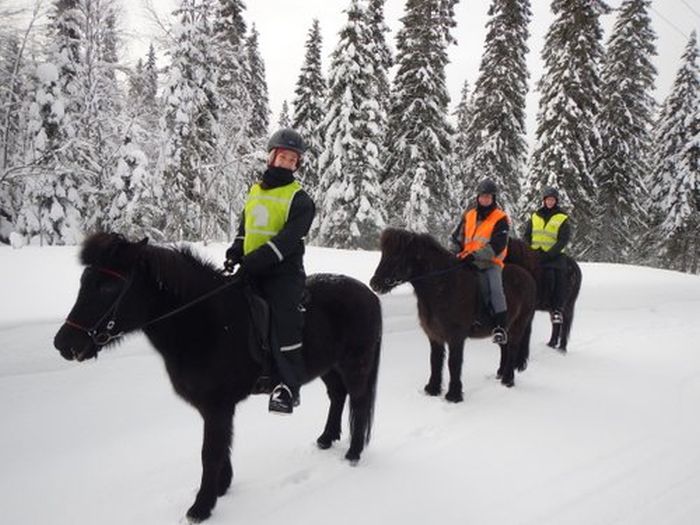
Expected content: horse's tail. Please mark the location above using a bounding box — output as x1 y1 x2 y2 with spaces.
351 311 382 446
562 259 583 342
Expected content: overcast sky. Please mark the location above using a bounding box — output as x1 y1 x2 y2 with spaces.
50 0 700 146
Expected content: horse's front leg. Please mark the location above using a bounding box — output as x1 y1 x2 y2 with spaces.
424 339 445 396
187 408 234 523
498 343 515 387
445 338 465 402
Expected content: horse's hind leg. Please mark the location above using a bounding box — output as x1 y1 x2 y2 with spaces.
547 320 562 349
445 339 465 402
424 339 445 396
187 409 234 522
317 370 347 450
345 391 371 463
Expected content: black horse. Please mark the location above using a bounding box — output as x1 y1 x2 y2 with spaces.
370 228 536 399
53 233 382 523
505 238 582 351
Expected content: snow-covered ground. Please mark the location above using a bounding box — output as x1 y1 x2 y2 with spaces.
1 242 700 525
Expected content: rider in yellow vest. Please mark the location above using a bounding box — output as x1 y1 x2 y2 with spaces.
450 179 510 344
523 186 571 324
224 128 315 414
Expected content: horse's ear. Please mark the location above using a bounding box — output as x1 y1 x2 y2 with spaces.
138 237 149 246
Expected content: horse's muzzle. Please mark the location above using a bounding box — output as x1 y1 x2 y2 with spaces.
369 275 398 295
53 324 97 362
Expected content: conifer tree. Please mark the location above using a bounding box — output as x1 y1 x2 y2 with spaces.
648 32 700 273
367 0 392 118
593 0 656 264
465 0 531 217
292 19 325 193
213 0 254 235
451 79 472 202
278 99 290 128
383 0 458 239
161 0 222 241
314 0 386 249
523 0 609 257
244 24 269 141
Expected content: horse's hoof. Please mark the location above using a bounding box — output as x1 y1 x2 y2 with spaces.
186 504 211 523
317 438 332 450
501 377 515 388
345 450 361 464
517 362 528 372
445 390 463 403
424 383 441 396
496 369 503 379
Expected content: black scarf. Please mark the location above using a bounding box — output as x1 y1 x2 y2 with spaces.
476 200 497 221
261 167 295 189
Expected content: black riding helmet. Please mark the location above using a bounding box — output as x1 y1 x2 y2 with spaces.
476 178 498 196
542 186 559 201
267 128 307 155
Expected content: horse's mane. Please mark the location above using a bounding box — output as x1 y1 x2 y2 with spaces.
81 232 227 300
380 228 453 260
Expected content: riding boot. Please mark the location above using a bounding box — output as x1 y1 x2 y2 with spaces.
492 310 508 345
269 348 305 414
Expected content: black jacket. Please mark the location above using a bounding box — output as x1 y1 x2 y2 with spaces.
450 202 510 269
522 205 571 263
227 168 315 277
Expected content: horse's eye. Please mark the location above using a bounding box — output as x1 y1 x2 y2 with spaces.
98 280 120 294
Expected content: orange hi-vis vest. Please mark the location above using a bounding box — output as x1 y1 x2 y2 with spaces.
459 208 509 268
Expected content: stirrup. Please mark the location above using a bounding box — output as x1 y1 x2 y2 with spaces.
269 384 294 414
551 310 564 324
492 327 507 345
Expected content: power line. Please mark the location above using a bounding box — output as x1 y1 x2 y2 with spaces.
649 5 690 41
680 0 700 21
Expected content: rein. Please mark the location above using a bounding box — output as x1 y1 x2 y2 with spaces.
65 266 243 346
382 262 468 289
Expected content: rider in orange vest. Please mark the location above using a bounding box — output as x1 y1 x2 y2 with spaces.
450 178 510 344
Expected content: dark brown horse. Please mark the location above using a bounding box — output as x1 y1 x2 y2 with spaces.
53 233 382 522
505 238 582 351
370 228 537 399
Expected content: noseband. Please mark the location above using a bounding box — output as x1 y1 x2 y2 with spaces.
65 267 133 346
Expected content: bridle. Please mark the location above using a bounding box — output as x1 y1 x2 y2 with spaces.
64 266 242 347
377 262 467 291
64 267 133 346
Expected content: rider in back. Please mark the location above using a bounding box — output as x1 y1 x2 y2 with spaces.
522 186 570 324
224 128 315 414
450 179 510 344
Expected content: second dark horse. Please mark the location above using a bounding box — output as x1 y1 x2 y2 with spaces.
370 228 537 400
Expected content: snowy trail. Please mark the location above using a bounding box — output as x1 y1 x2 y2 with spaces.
2 245 700 524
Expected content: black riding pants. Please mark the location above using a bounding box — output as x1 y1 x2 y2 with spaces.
255 271 306 387
542 261 567 310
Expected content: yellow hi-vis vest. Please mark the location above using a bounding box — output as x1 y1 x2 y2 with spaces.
530 212 568 252
243 181 301 255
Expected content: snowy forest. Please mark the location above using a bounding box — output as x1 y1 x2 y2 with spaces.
0 0 698 273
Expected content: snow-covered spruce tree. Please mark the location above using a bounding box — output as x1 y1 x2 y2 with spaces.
367 0 393 123
648 31 700 273
212 0 255 239
278 99 290 128
313 0 386 250
451 79 472 203
523 0 609 257
292 19 325 194
593 0 657 264
18 0 85 245
244 24 269 141
0 32 28 238
383 0 457 240
161 0 223 241
464 0 531 219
